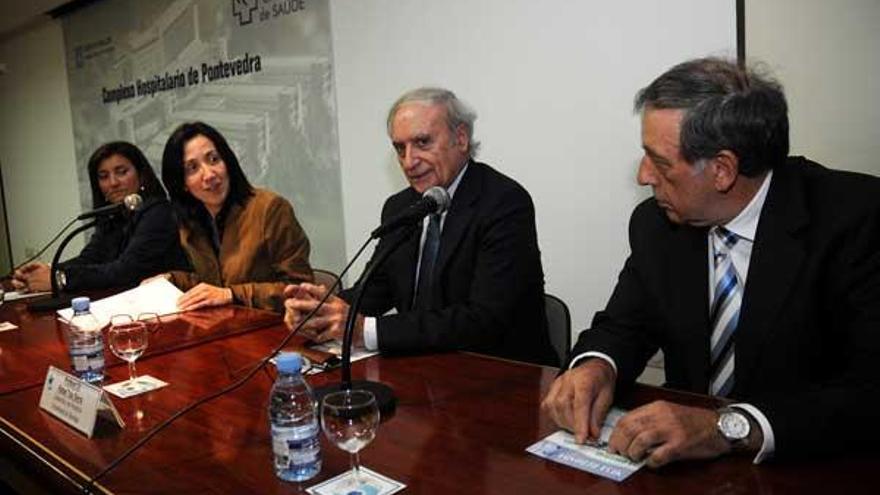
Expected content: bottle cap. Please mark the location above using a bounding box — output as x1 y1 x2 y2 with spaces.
71 297 90 312
275 352 302 374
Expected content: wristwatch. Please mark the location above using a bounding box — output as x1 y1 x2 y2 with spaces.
55 269 67 291
717 407 751 448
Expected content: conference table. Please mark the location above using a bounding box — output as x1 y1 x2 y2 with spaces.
0 298 875 494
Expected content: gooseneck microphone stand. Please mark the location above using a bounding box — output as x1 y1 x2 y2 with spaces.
27 220 97 312
312 225 418 416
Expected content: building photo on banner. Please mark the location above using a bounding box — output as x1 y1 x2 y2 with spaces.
62 0 345 272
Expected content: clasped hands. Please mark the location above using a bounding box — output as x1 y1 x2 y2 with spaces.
283 283 365 347
541 359 735 468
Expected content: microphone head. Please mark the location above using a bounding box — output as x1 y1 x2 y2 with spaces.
123 193 143 212
423 186 451 214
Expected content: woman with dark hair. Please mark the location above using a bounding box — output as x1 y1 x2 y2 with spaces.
12 141 189 292
161 121 313 312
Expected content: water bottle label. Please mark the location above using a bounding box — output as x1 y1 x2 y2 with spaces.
70 344 104 372
72 354 90 372
271 423 320 463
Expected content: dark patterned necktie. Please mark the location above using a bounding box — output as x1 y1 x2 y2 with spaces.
413 213 441 309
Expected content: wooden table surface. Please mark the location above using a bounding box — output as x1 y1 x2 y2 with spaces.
0 299 875 494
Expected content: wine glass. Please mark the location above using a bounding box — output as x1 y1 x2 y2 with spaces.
108 320 148 390
137 312 161 334
321 389 380 488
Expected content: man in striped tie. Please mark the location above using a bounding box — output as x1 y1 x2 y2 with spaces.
543 57 880 467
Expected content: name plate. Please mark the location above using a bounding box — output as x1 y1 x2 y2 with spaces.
39 366 125 437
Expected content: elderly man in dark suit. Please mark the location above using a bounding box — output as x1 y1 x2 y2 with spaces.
284 87 557 367
543 58 880 467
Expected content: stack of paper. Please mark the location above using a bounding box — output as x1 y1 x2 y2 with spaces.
57 278 183 326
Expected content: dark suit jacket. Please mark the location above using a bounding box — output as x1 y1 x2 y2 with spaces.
342 161 558 366
571 157 880 458
61 196 189 291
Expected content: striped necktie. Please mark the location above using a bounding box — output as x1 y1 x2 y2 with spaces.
709 226 741 397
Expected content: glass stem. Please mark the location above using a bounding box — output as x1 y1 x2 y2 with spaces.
128 360 137 382
351 451 361 486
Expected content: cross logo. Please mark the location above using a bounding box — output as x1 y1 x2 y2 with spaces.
232 0 260 26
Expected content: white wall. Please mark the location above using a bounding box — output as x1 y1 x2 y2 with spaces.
0 19 83 266
746 0 880 177
330 0 735 336
0 1 737 346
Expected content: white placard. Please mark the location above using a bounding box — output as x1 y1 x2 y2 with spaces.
39 366 125 437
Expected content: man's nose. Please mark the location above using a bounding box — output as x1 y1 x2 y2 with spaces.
637 158 657 186
401 145 418 170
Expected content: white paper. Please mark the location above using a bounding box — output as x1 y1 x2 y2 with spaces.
103 375 168 399
3 290 51 301
310 341 379 363
57 278 183 327
307 467 405 495
527 408 645 482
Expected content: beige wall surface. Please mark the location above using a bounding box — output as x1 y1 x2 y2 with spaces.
0 19 83 267
746 0 880 177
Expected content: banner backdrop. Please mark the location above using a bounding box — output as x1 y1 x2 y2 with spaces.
61 0 345 272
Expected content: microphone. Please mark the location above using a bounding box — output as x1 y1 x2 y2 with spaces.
76 193 143 220
370 186 451 239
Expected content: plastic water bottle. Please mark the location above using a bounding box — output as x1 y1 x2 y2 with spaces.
269 352 321 481
67 297 105 384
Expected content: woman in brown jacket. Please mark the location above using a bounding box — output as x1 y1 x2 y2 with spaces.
161 121 313 313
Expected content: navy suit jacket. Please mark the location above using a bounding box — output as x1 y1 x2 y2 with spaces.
571 157 880 458
342 161 558 367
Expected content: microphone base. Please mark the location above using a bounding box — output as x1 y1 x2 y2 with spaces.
314 380 397 418
27 295 73 312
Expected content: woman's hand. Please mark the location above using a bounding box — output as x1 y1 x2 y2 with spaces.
177 283 233 311
12 262 51 292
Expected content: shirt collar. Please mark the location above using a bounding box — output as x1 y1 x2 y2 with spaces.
444 160 469 200
722 169 773 242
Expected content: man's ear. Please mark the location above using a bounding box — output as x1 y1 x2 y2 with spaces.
454 124 469 153
711 150 740 192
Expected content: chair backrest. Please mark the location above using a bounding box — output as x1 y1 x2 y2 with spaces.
544 293 572 366
312 268 343 295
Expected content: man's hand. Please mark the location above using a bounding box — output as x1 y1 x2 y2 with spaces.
283 283 365 346
12 262 51 292
177 283 233 311
607 401 732 468
541 358 616 444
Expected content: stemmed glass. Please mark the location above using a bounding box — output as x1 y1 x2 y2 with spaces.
137 312 161 334
108 317 148 391
321 389 380 488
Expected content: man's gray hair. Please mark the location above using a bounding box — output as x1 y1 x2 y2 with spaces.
634 57 789 176
386 87 481 158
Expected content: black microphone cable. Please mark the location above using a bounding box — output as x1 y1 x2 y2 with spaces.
8 193 140 277
81 235 377 494
7 217 78 275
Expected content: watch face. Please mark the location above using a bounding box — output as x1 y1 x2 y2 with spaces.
719 411 750 440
